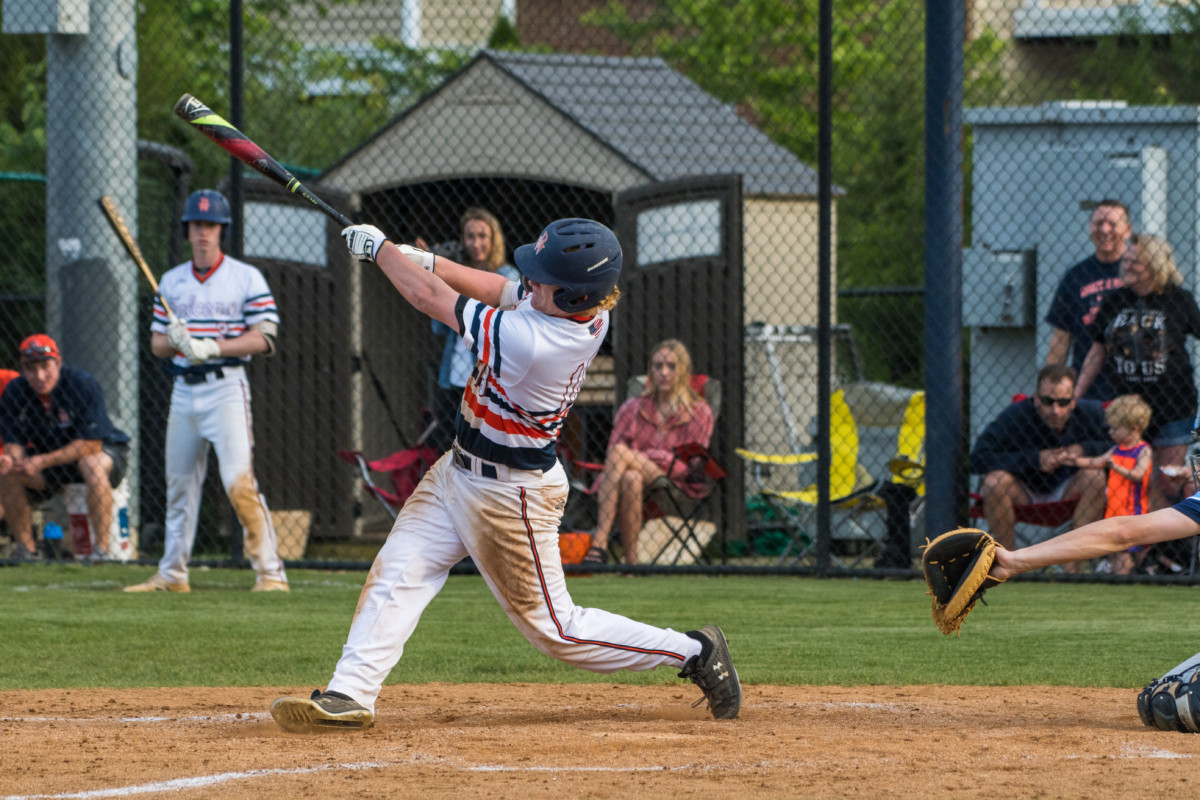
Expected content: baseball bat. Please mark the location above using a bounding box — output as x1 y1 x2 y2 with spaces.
172 93 354 228
98 195 174 317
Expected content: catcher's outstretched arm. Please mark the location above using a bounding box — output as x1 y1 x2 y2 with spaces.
990 507 1197 580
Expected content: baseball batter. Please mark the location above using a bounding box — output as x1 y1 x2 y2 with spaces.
271 218 740 732
125 189 288 593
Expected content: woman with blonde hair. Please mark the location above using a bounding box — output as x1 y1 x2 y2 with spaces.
1076 232 1200 508
584 339 714 565
429 208 518 450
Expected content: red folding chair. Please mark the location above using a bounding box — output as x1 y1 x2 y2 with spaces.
339 445 441 519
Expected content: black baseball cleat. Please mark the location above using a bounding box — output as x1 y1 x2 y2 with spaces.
271 689 374 732
678 624 742 720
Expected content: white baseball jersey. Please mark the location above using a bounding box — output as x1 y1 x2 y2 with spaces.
149 255 286 586
151 254 279 357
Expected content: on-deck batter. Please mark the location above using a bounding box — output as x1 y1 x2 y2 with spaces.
125 189 288 593
271 217 741 731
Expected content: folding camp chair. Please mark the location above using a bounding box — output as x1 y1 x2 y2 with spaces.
339 442 441 520
737 387 882 567
872 390 927 568
567 374 726 565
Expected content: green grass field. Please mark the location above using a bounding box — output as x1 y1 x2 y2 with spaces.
2 563 1193 690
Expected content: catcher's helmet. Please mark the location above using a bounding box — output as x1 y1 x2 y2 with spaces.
514 218 622 313
181 189 232 236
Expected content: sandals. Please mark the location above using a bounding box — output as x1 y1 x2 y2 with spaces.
581 545 609 565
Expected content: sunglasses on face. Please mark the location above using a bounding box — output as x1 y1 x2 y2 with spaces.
1037 395 1072 408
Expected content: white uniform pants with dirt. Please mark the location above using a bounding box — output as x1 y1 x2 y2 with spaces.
326 452 701 711
157 368 286 585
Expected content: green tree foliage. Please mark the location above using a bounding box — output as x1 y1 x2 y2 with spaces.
0 37 46 295
583 0 1007 383
137 0 467 190
0 0 471 291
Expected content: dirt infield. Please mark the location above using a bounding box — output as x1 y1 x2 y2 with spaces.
3 683 1199 799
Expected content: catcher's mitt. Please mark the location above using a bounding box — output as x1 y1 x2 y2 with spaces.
921 527 1004 635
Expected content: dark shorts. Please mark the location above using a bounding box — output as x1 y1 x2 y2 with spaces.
27 441 128 502
1152 417 1195 448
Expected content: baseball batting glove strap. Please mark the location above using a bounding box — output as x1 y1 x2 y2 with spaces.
397 243 435 273
342 224 388 263
921 527 1003 636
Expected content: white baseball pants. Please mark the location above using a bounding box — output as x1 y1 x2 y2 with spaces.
326 452 700 711
157 367 286 585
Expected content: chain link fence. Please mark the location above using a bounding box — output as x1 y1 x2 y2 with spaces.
0 0 1198 580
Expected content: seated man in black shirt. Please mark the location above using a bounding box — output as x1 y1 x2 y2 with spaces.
0 335 129 561
968 364 1109 549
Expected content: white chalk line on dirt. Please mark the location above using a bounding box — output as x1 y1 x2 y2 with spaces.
1 756 715 799
0 761 394 800
5 739 1195 800
0 712 272 724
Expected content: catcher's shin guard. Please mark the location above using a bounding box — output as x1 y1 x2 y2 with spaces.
271 690 374 732
1138 669 1200 733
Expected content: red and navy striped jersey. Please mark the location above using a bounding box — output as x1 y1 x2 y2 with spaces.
454 291 608 470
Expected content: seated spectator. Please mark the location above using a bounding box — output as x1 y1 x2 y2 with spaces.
426 208 519 451
0 367 17 537
968 364 1108 550
0 335 129 561
1076 232 1200 509
1066 394 1153 574
584 339 714 565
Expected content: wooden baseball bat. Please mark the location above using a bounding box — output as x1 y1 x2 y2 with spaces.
173 93 354 228
98 195 174 317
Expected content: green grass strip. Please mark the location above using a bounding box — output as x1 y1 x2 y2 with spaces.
0 564 1190 690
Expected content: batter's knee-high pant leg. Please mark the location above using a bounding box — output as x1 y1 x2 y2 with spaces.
450 462 699 674
207 380 286 583
160 391 210 584
327 454 468 712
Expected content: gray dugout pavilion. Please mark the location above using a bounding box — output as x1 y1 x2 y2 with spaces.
315 50 832 540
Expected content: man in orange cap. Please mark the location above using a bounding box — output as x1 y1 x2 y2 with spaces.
0 334 129 561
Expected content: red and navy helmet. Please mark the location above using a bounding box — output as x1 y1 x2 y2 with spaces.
514 218 622 313
181 189 232 235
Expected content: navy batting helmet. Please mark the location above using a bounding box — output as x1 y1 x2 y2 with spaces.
514 218 622 313
181 189 231 236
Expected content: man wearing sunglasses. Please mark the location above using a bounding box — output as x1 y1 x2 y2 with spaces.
968 364 1109 549
0 334 129 561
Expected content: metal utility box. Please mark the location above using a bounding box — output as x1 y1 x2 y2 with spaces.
963 249 1036 327
964 102 1200 442
2 0 89 34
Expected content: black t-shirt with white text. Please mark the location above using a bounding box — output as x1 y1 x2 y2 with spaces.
1090 286 1200 434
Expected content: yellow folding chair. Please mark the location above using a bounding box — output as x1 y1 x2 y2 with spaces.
871 390 926 568
738 388 879 566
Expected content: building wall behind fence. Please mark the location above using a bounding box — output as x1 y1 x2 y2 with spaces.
0 0 1198 579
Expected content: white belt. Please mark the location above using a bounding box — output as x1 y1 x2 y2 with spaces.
452 444 543 482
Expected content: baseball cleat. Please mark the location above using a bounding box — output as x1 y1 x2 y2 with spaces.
252 578 290 592
678 624 742 720
123 574 190 593
271 690 374 732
